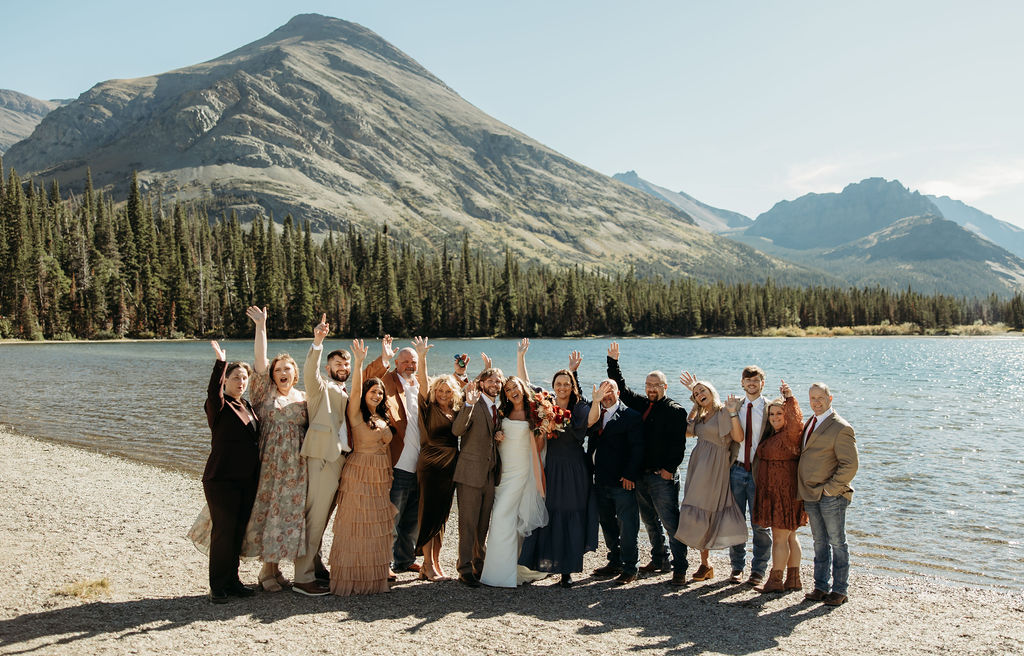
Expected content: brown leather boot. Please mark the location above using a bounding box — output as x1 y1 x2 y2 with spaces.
759 569 785 593
784 567 802 590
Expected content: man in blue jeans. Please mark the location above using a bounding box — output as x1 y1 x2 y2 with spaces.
606 343 689 586
797 382 859 606
586 379 644 585
728 366 773 586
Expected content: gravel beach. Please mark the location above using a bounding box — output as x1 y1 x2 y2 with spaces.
1 429 1021 655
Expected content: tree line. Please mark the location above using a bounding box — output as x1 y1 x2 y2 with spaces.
1 163 1022 340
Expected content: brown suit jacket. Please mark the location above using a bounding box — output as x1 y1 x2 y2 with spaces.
451 399 501 488
797 411 858 502
364 356 410 466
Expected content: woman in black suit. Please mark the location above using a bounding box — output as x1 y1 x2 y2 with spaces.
203 340 262 603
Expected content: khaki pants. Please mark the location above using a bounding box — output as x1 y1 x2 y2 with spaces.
293 454 345 583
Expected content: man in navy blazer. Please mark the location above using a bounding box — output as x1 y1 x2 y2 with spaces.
586 379 644 584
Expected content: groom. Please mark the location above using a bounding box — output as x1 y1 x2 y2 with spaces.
451 367 504 587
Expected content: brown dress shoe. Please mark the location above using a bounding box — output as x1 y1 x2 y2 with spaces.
613 572 638 585
784 567 802 590
593 564 623 578
292 580 330 597
804 588 827 601
728 569 743 583
639 561 671 574
669 571 689 587
692 564 714 581
823 592 848 606
458 573 481 588
746 572 765 587
759 569 785 593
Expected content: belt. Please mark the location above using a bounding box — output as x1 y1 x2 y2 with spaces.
734 461 751 472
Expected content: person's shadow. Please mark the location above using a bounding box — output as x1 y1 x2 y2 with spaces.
0 576 834 655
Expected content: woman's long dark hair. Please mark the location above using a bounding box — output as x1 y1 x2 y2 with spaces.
498 376 536 427
361 377 388 427
550 368 580 408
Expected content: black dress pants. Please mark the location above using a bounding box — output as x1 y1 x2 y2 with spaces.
203 478 258 592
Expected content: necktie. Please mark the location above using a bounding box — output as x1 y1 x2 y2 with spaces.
642 401 654 421
742 402 752 471
491 404 498 426
597 407 607 435
802 416 817 449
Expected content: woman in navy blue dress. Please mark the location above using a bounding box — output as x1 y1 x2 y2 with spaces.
516 340 599 587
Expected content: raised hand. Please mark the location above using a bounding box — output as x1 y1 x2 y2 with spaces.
412 336 433 358
351 338 369 363
210 340 226 361
246 305 268 324
568 350 582 372
517 338 530 355
724 394 742 413
608 342 620 360
679 371 697 391
481 352 493 370
464 381 481 405
454 353 470 375
313 313 329 345
780 379 793 399
381 334 395 361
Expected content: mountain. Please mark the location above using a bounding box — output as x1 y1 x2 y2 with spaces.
926 195 1024 260
2 14 823 285
612 171 752 233
0 90 68 153
747 177 940 249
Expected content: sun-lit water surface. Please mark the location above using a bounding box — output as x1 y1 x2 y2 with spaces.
1 336 1021 590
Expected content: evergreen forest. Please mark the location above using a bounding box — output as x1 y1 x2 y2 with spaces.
1 164 1022 340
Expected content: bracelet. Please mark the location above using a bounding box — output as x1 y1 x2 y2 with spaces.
729 412 739 418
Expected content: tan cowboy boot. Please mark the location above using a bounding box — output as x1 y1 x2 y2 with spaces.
759 569 785 593
784 566 802 590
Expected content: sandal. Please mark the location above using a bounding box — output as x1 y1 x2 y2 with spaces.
274 572 290 588
259 574 283 592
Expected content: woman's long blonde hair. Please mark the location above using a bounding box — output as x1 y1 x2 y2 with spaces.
689 380 724 423
427 374 463 411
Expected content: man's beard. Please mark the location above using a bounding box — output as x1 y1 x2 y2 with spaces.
329 371 349 383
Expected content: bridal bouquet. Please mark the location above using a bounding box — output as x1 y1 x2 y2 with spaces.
528 390 573 439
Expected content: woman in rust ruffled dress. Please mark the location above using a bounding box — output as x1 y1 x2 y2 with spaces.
328 339 397 595
752 380 807 593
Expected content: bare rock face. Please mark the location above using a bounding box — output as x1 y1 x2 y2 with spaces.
0 90 68 153
5 14 819 283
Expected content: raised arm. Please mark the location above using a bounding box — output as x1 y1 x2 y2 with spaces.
452 382 480 436
778 380 804 456
305 314 330 396
364 334 393 379
412 336 432 400
206 341 228 427
724 394 744 442
347 339 369 426
606 342 645 408
516 338 530 384
247 305 269 373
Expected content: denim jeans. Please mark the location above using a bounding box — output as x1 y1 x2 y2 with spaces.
729 463 771 576
596 484 640 575
390 468 420 570
804 495 851 595
635 473 688 574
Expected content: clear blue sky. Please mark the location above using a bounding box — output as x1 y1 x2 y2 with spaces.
3 0 1023 226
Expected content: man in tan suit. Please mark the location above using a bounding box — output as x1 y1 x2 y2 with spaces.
797 382 858 606
293 314 350 596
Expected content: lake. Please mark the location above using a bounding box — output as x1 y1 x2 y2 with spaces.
1 336 1021 590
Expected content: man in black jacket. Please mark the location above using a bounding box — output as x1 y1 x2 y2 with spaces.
607 342 689 586
586 379 644 585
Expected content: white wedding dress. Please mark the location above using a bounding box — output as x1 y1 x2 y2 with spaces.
479 419 548 588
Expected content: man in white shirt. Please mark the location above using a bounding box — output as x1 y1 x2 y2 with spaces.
728 365 772 586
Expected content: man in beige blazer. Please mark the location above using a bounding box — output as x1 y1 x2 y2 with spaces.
292 314 350 596
797 382 858 606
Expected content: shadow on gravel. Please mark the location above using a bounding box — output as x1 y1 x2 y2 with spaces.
0 576 833 654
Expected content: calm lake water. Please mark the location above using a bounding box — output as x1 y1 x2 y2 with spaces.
1 336 1021 590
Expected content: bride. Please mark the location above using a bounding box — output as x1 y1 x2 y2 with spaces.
479 376 548 587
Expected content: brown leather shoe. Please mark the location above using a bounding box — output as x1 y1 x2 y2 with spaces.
669 571 689 587
728 569 743 583
784 567 802 590
593 564 623 578
759 569 784 593
638 561 671 574
804 588 827 601
458 573 481 588
823 592 848 606
746 572 765 587
292 580 330 597
613 572 638 585
692 564 714 581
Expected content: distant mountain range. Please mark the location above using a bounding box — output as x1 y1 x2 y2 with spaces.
1 14 827 286
612 171 752 233
0 90 69 152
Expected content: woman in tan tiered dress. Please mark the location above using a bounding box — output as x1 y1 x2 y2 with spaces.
328 339 397 596
753 380 807 593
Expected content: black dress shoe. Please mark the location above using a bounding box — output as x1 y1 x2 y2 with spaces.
613 572 638 585
209 590 229 604
458 573 481 588
592 564 623 578
559 574 573 588
804 588 828 602
228 581 255 598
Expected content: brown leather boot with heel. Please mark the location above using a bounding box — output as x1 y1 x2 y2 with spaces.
784 567 802 590
759 569 785 593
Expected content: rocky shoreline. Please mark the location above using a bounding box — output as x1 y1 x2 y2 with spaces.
1 429 1020 655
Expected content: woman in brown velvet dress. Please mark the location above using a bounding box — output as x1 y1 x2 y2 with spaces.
411 336 462 581
328 339 397 596
752 380 807 593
